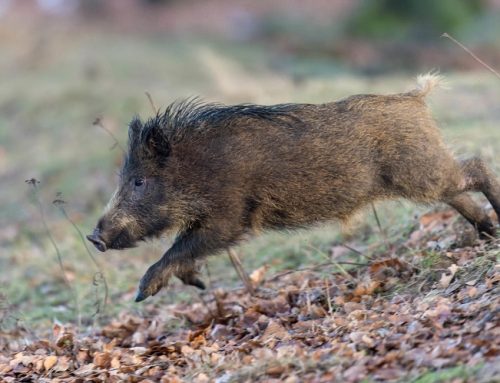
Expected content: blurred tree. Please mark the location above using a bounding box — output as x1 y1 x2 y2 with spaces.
78 0 107 17
347 0 485 40
139 0 175 5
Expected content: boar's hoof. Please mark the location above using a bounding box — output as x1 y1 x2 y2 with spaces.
477 220 497 240
181 276 206 290
135 262 173 302
135 286 162 302
134 290 148 302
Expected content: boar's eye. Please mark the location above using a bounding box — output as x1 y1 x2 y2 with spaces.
134 178 145 187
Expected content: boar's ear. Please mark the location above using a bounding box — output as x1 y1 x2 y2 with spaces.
142 126 171 159
128 117 143 143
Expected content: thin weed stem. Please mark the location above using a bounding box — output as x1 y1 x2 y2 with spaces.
371 203 391 254
145 91 159 114
93 117 126 154
26 179 81 327
53 196 109 316
442 33 500 80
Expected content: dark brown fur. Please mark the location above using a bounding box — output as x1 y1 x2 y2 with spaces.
87 75 500 301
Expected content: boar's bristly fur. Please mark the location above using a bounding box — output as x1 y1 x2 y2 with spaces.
87 74 500 302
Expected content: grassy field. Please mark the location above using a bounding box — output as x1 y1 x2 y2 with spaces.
0 26 499 382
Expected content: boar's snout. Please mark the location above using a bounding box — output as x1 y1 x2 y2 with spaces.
86 228 107 252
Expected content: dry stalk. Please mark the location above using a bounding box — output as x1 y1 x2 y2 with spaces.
442 33 500 80
371 203 391 254
25 179 81 326
92 117 126 153
227 248 255 295
268 260 367 282
53 194 109 316
145 91 159 114
305 243 365 280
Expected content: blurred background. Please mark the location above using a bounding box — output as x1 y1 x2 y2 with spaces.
1 0 500 331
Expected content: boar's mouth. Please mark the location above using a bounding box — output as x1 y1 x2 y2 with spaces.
87 230 137 252
86 233 107 252
107 230 138 251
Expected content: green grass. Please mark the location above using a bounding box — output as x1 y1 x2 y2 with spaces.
412 365 482 383
419 251 444 270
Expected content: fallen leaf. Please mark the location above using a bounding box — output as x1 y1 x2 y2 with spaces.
419 210 455 229
43 355 58 371
250 265 269 287
467 286 478 298
262 320 290 342
93 352 111 369
439 264 459 288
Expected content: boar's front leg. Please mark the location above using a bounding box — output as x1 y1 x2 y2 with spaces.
135 225 242 302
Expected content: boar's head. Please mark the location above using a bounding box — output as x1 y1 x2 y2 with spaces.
87 114 195 252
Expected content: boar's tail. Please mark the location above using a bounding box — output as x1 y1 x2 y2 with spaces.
411 72 445 97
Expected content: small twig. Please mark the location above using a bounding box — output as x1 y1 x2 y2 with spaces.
340 243 373 261
25 179 81 327
324 278 333 314
480 231 497 242
92 117 126 153
304 243 359 281
371 203 391 253
145 91 159 114
442 33 500 80
333 261 368 266
227 248 255 295
197 263 216 319
268 260 367 282
418 275 432 293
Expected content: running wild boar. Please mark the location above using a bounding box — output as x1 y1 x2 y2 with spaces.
87 74 500 302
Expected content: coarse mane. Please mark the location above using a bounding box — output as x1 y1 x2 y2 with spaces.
140 98 304 144
124 98 307 170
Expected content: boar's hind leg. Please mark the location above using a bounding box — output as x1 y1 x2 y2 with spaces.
447 193 496 238
460 157 500 225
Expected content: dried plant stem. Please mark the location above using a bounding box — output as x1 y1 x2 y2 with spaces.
442 33 500 80
145 91 159 114
26 180 81 326
93 118 126 153
196 262 216 319
371 203 391 253
55 204 109 313
305 243 361 281
227 248 255 295
269 260 367 282
341 243 373 261
324 278 333 314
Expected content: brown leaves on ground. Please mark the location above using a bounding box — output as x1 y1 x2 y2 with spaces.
0 209 499 382
1 265 498 382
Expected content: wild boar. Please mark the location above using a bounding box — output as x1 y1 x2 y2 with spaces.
87 74 500 302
